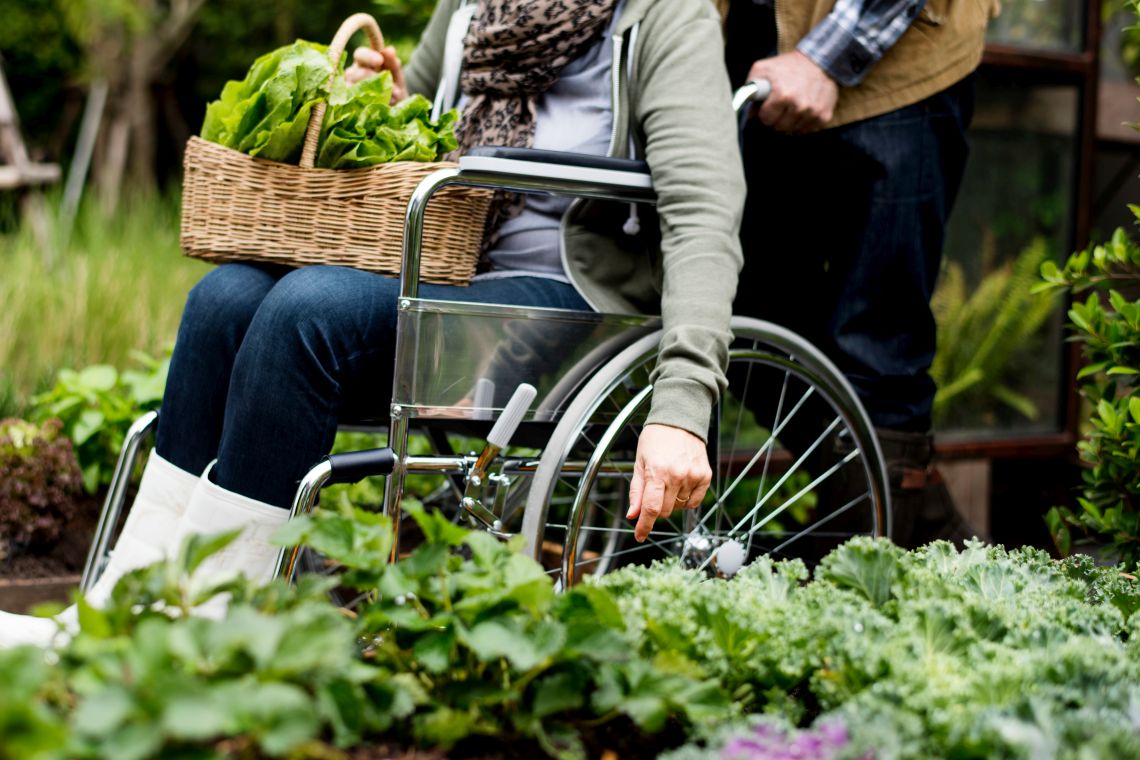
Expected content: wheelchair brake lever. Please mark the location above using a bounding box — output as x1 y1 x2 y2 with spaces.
461 384 537 532
470 383 537 484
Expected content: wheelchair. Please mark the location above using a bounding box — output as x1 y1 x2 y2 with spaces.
82 82 890 594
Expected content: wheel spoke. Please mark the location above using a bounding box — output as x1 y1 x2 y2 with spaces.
573 534 689 568
747 366 790 554
722 415 844 539
766 490 870 555
696 384 816 532
526 331 887 589
704 434 857 574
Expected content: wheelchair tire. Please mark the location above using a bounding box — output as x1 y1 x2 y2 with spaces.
520 317 890 588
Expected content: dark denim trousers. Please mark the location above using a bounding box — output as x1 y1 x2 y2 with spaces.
732 79 973 431
155 263 588 508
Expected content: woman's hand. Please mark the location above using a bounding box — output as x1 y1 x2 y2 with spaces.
344 46 409 102
626 424 712 542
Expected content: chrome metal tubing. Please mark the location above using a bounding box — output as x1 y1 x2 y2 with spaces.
382 414 411 562
447 169 658 204
404 455 471 473
401 167 461 300
400 165 657 302
274 459 334 581
563 385 653 583
80 410 159 593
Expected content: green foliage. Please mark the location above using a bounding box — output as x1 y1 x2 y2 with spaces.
277 503 728 754
30 351 168 493
202 41 458 168
0 507 724 759
4 518 1140 758
1039 211 1140 565
201 40 335 163
369 0 436 47
0 646 67 759
1119 0 1140 76
40 531 410 760
0 0 83 164
930 237 1061 427
0 417 85 557
318 75 458 167
601 538 1140 759
0 192 206 419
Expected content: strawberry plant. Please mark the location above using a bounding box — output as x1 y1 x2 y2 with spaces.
276 503 728 756
2 507 725 759
30 351 169 493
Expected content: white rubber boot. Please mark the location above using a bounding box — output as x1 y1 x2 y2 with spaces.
172 463 290 618
84 451 200 607
0 451 198 648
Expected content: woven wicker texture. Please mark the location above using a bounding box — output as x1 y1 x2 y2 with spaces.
180 13 490 286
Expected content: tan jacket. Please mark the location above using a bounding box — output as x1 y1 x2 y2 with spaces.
778 0 1001 127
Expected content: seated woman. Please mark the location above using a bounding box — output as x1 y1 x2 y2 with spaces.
1 0 744 645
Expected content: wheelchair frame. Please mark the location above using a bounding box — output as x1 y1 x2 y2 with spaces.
82 82 891 593
84 148 893 597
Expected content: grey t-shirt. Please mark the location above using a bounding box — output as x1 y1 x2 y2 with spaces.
474 7 620 282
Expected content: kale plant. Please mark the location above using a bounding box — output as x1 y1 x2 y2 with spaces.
597 538 1140 759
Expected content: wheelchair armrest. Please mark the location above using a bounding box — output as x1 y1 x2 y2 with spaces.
457 146 654 198
400 147 655 298
463 146 650 177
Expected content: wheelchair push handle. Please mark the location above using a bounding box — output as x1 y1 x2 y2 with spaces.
733 78 772 115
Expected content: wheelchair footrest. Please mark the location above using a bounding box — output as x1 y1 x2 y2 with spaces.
324 448 396 485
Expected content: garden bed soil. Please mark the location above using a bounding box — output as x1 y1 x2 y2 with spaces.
0 498 99 612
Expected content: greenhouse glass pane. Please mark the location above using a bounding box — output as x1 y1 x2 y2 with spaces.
935 76 1077 439
986 0 1085 53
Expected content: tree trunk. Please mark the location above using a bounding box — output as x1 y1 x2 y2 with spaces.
79 0 206 208
125 42 156 193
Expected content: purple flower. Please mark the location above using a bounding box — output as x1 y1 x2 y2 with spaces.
721 719 855 760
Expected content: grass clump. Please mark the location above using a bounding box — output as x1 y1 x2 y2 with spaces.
0 193 207 417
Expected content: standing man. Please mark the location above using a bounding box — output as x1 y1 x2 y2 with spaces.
726 0 999 547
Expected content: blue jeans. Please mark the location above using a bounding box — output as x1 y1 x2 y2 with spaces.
734 80 974 431
155 264 589 508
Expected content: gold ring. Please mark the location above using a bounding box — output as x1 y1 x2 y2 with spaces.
675 493 690 503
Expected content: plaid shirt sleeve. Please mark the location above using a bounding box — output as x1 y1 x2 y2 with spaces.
797 0 928 87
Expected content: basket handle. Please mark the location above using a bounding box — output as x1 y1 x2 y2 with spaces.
299 12 385 169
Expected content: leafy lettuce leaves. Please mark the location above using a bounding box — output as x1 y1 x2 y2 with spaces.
200 41 458 168
316 71 459 169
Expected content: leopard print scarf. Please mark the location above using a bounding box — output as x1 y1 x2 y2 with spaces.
453 0 618 238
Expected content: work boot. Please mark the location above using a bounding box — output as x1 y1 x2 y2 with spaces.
874 428 975 549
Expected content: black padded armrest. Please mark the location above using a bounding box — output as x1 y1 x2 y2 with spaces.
465 146 650 176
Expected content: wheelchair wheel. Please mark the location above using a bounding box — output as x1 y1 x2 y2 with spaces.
520 317 890 588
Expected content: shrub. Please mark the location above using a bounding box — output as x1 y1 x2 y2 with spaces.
0 417 85 556
30 351 169 493
1038 223 1140 566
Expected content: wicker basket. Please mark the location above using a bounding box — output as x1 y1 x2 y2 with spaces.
180 13 490 286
